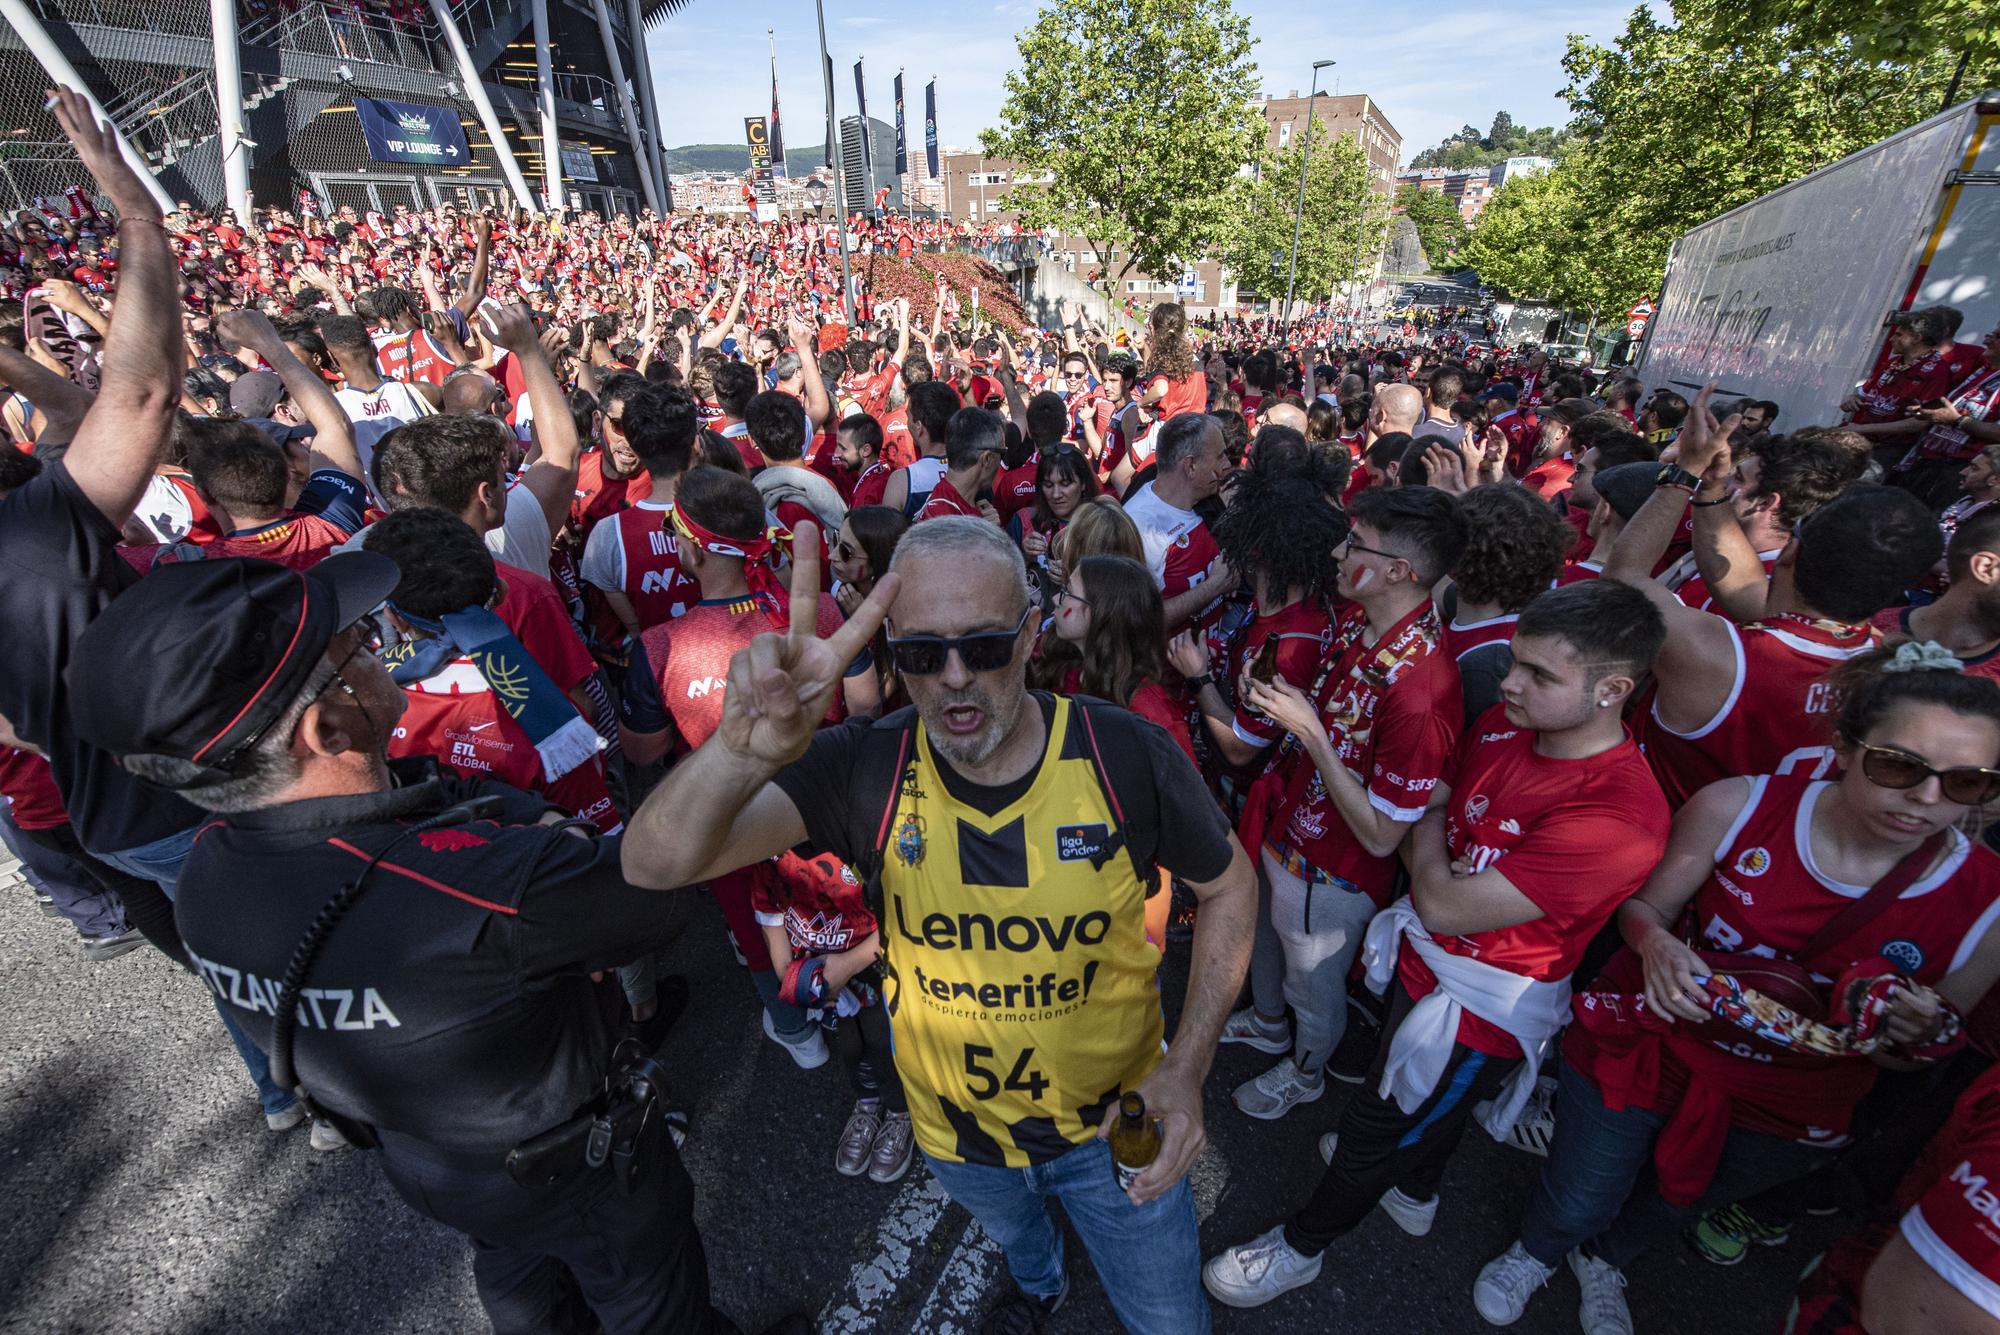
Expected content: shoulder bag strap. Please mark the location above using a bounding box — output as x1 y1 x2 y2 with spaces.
1796 832 1950 967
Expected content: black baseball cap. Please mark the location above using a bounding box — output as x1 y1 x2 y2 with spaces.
67 553 400 786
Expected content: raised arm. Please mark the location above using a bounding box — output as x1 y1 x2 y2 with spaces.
0 345 94 448
46 88 183 527
787 314 832 430
217 309 360 480
485 303 579 538
453 215 493 319
623 527 902 889
699 278 748 351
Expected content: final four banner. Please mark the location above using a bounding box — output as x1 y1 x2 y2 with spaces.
893 73 908 175
924 80 939 179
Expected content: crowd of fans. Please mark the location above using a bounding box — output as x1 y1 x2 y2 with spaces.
10 88 2000 1335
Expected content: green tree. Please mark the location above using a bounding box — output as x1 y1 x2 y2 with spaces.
1533 6 1984 315
980 0 1265 292
1394 184 1468 269
1218 120 1389 306
1672 0 2000 86
1487 110 1516 147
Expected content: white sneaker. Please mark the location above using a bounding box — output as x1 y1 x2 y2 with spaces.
1201 1225 1323 1308
1473 1241 1556 1326
1568 1249 1633 1335
266 1105 306 1133
1233 1058 1324 1120
1478 1075 1560 1157
309 1117 354 1153
762 1008 829 1069
1314 1132 1436 1235
1219 1006 1291 1054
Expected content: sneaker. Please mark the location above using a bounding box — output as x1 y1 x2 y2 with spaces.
79 926 144 961
835 1099 882 1177
1685 1203 1791 1266
1472 1241 1556 1326
1315 1133 1437 1236
1568 1249 1633 1335
1479 1075 1559 1157
34 892 62 918
867 1110 914 1184
309 1118 354 1153
979 1274 1067 1335
762 1008 829 1069
1233 1058 1324 1120
1201 1225 1323 1308
1219 1005 1291 1054
266 1104 307 1133
1325 1010 1380 1084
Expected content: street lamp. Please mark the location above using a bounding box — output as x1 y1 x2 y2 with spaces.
1282 58 1335 329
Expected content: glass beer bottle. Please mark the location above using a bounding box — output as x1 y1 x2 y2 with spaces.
1108 1091 1160 1191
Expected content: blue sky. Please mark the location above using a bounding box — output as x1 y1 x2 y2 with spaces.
642 0 1648 165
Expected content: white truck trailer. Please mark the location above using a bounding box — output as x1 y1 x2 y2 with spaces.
1635 94 1999 428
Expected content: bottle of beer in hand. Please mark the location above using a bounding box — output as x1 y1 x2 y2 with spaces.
1108 1091 1159 1192
1250 636 1283 687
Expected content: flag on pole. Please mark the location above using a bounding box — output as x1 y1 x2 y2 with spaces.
769 37 787 178
924 79 939 179
824 53 835 169
893 72 908 175
853 59 872 177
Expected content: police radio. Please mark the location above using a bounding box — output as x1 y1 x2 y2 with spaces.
267 795 505 1147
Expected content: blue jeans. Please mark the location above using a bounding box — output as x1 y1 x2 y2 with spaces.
1 807 126 936
1519 1060 1834 1269
924 1138 1209 1335
100 824 296 1119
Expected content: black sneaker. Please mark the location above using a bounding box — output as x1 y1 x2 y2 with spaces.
79 926 145 961
980 1274 1068 1335
627 974 692 1050
1325 1009 1381 1084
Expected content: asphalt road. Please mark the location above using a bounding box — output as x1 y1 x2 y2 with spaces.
2 852 1836 1334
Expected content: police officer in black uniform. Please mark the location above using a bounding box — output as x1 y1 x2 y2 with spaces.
66 552 781 1335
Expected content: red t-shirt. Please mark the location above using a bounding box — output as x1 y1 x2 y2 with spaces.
993 456 1040 526
850 461 892 510
1398 709 1669 1055
642 594 848 750
1872 605 2000 684
1522 456 1575 501
914 474 981 522
1149 371 1209 421
375 326 456 387
0 745 67 830
1213 598 1334 748
119 511 353 574
569 450 647 542
1272 602 1462 901
496 561 600 694
752 850 878 958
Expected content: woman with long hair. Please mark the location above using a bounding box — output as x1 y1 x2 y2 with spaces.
1474 643 2000 1333
1115 302 1209 484
1033 554 1196 953
831 504 909 705
1044 493 1142 590
1010 443 1100 604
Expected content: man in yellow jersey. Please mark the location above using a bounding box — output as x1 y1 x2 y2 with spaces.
623 517 1255 1335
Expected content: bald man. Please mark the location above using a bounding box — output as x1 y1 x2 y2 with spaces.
1262 401 1308 435
1367 383 1423 445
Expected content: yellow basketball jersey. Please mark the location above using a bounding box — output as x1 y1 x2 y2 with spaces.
881 696 1165 1167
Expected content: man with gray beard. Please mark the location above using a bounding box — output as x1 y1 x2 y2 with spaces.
622 517 1255 1335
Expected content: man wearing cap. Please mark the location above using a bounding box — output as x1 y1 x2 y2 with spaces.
67 552 777 1335
0 90 302 1136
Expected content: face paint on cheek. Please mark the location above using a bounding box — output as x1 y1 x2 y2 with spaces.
1351 566 1373 592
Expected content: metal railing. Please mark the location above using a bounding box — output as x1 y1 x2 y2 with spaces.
247 2 444 71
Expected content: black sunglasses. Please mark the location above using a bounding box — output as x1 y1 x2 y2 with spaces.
1852 741 2000 806
886 608 1031 676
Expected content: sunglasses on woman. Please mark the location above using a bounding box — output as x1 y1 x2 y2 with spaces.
1852 741 2000 805
886 609 1031 676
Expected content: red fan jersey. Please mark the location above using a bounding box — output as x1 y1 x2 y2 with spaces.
1639 614 1879 808
641 594 848 751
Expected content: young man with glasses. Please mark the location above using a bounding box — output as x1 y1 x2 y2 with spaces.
1223 486 1468 1120
622 516 1255 1335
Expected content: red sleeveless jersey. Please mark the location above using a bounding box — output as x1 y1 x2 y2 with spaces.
1639 614 1878 808
1574 771 2000 1144
387 658 619 832
612 503 698 630
642 594 848 751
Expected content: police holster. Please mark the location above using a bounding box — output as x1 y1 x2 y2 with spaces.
506 1037 669 1193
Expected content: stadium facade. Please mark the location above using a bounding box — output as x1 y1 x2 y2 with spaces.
0 0 689 217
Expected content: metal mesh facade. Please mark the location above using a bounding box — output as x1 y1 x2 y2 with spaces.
0 0 657 216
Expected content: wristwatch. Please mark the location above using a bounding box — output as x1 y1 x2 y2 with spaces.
1655 463 1700 492
1184 674 1213 694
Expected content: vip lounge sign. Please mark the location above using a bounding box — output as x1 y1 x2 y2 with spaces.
356 97 471 165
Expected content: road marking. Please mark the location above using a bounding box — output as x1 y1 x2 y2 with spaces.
909 1219 1003 1334
818 1173 959 1334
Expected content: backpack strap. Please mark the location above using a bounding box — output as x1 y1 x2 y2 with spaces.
1069 696 1163 896
847 711 919 922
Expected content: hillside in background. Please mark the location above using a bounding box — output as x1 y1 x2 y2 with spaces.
663 143 828 175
